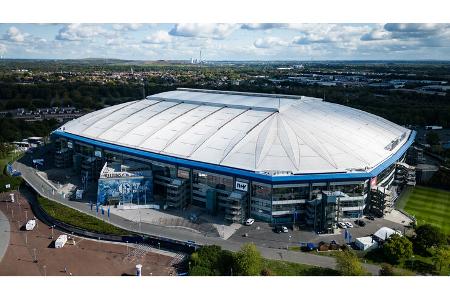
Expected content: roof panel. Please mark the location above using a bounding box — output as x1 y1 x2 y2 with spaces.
61 88 411 175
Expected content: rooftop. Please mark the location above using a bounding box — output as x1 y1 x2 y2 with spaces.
57 88 412 175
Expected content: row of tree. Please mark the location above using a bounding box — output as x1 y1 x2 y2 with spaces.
367 224 449 275
0 118 58 143
189 243 263 276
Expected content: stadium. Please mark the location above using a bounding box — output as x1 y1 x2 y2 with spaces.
51 88 416 233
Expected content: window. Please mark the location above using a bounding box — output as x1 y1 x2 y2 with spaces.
251 182 272 200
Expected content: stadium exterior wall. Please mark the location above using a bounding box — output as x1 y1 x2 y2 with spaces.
51 129 415 231
52 130 416 184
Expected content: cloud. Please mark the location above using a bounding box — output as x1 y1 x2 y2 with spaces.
143 30 172 44
112 24 143 31
169 23 238 39
0 43 6 55
3 26 26 42
384 23 450 39
241 23 288 30
292 34 333 45
360 28 391 41
56 24 113 41
253 37 287 48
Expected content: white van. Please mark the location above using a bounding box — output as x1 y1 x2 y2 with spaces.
25 219 36 231
55 235 68 248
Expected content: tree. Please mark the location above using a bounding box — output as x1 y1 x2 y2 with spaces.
414 224 447 255
234 243 262 276
335 250 366 276
383 234 413 264
379 263 396 276
432 247 450 272
189 245 229 276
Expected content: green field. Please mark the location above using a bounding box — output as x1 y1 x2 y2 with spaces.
398 186 450 235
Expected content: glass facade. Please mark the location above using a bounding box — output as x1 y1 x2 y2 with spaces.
53 136 406 229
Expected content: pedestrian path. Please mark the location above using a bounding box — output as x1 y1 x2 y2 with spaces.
0 209 10 263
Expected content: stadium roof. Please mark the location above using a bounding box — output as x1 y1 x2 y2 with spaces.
56 88 412 175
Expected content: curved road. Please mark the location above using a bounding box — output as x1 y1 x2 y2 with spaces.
0 209 10 263
14 159 381 275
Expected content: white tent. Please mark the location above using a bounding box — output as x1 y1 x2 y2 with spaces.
373 227 402 241
355 236 378 251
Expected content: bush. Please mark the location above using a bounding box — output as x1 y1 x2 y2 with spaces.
414 224 447 255
234 243 263 276
383 234 413 265
335 250 366 276
260 268 273 276
189 245 233 276
379 263 395 276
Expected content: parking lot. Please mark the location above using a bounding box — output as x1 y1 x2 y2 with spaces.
229 214 412 249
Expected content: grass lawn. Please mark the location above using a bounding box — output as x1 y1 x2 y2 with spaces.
399 186 450 235
37 196 130 236
261 259 340 276
0 151 23 174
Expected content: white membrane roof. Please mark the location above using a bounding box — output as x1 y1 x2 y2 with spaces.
59 88 411 175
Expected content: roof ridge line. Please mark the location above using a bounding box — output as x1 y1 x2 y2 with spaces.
175 87 304 100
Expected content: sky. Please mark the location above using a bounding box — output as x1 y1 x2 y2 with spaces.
0 23 450 61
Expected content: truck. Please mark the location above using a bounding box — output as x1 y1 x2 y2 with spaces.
55 234 68 248
25 219 36 231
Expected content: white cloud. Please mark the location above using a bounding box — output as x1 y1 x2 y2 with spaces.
361 28 391 41
112 23 143 31
0 43 6 55
254 37 287 48
4 26 26 42
143 30 172 44
169 23 238 39
56 24 113 41
241 23 288 30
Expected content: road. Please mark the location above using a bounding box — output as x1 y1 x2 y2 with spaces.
13 158 381 275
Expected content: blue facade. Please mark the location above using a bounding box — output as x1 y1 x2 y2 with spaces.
52 129 416 184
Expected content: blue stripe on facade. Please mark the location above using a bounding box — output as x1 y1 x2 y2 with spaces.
52 129 416 184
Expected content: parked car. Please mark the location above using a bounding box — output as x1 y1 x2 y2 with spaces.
344 221 354 228
281 226 288 233
365 215 375 221
245 218 255 226
25 219 36 231
338 222 347 229
355 219 366 227
274 225 283 233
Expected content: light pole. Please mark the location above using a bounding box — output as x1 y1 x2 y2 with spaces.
158 242 160 250
25 233 27 245
33 248 38 263
411 255 415 270
287 235 291 250
51 225 55 240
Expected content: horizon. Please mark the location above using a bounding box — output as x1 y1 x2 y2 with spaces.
1 23 450 61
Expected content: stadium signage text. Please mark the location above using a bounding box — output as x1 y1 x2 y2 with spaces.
235 180 248 192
